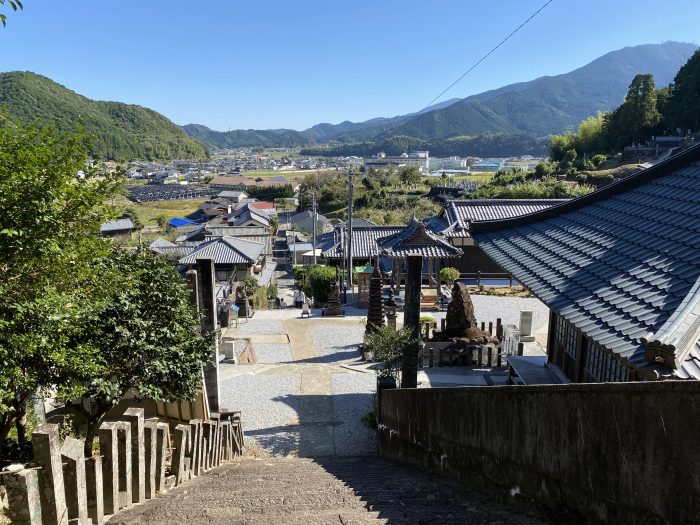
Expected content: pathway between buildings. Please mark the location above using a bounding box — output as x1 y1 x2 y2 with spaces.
109 288 547 524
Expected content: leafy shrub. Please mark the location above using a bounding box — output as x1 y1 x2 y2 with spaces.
439 267 460 284
364 326 417 380
304 265 337 304
266 283 278 300
250 287 269 310
241 274 259 295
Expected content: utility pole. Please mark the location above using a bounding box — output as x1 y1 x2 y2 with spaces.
347 169 354 300
312 195 318 266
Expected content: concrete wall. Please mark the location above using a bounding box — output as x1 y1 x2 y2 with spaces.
378 381 700 524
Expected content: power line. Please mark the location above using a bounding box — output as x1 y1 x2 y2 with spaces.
421 0 554 112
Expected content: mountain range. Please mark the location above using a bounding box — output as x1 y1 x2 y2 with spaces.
184 41 698 150
0 42 695 160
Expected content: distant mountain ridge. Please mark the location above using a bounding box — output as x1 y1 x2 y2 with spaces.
0 71 208 161
184 42 697 150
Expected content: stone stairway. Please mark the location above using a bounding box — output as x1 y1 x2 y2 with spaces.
108 455 540 525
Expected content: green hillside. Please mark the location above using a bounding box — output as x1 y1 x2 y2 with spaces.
391 42 697 139
182 123 313 149
0 71 209 161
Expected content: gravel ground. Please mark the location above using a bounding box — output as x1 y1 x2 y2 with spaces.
312 325 365 363
220 374 301 456
332 372 378 456
235 319 286 335
252 343 293 364
428 295 549 336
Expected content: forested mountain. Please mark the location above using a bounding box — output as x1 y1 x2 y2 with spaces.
182 123 314 149
185 42 697 152
393 42 697 139
0 72 209 161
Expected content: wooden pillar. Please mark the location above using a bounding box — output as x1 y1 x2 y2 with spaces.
401 256 422 388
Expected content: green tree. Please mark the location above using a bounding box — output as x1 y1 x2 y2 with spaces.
398 166 422 186
666 49 700 133
439 267 461 285
0 0 22 27
61 249 215 456
155 214 168 230
605 74 661 149
365 326 418 382
0 116 122 443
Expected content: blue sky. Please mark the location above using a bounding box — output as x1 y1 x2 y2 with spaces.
1 0 698 130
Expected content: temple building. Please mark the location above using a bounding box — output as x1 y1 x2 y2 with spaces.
472 145 700 382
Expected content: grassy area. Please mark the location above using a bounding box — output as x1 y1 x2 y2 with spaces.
451 173 495 183
113 194 202 227
133 199 202 226
245 169 316 180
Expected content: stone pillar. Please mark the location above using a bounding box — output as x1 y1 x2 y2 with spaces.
85 456 104 525
60 437 88 525
172 424 191 486
143 420 158 499
365 263 385 337
114 421 132 510
122 408 145 505
32 424 68 525
4 468 43 525
186 269 199 308
519 310 535 342
155 423 169 493
98 422 119 515
196 257 220 414
187 419 203 477
401 256 422 388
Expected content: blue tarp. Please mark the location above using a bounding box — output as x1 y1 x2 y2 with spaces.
168 217 197 228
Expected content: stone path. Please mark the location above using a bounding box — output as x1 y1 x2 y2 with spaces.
108 455 541 525
219 316 377 457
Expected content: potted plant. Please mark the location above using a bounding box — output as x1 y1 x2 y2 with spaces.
364 326 418 389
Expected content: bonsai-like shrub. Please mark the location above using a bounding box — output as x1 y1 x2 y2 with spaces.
439 267 460 285
304 265 337 303
365 326 417 381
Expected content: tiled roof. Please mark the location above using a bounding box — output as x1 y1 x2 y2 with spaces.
179 236 264 265
473 146 700 379
321 226 404 259
442 199 568 236
149 237 176 250
290 210 328 224
229 209 270 227
254 260 277 286
100 218 135 232
378 217 463 259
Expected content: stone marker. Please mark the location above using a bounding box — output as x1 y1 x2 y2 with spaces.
519 310 535 342
223 341 237 362
143 420 158 499
98 422 119 515
4 468 43 525
154 423 169 493
187 419 203 476
114 421 132 510
60 436 88 524
122 408 145 505
32 423 68 525
85 456 104 525
172 424 191 485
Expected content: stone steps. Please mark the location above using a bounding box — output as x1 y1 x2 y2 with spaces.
108 456 540 525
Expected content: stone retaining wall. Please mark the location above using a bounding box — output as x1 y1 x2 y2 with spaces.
2 408 244 524
378 381 700 524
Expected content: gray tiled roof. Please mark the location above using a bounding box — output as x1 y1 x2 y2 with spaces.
378 217 463 259
254 260 277 286
230 209 270 227
179 236 264 265
321 226 404 259
149 237 176 250
443 199 568 236
473 147 700 379
100 218 135 232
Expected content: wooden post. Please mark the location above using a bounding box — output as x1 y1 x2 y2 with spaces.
401 256 422 388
